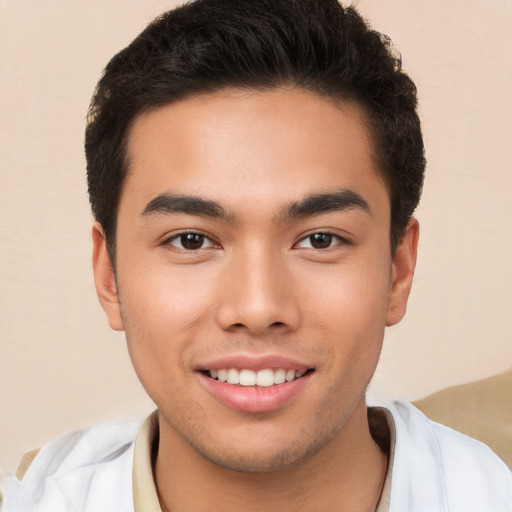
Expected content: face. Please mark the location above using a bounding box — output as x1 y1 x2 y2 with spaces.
93 88 417 472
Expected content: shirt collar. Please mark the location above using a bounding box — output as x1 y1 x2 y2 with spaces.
133 410 162 512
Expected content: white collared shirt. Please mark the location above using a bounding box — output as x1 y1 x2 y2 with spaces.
1 402 510 511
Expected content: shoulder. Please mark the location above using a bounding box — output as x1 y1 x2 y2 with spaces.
0 420 140 512
384 401 512 511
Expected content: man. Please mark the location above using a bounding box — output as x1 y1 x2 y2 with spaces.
1 0 510 510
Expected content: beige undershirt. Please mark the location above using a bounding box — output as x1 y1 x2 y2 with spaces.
132 408 395 512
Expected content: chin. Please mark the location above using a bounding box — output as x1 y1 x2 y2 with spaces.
184 422 339 474
198 442 320 473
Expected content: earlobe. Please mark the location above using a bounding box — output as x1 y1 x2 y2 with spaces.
386 218 419 327
92 222 124 331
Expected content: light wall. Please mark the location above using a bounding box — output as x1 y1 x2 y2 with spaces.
1 0 511 474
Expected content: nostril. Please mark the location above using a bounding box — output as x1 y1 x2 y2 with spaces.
228 321 287 332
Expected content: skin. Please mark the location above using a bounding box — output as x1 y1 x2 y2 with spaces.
93 88 418 511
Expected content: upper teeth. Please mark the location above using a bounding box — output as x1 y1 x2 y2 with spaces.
210 368 305 387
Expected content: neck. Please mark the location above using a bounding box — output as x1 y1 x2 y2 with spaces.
155 400 388 512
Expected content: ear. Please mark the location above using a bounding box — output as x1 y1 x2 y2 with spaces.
92 222 124 331
386 218 419 327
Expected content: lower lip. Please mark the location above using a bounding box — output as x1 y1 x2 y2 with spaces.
198 372 311 413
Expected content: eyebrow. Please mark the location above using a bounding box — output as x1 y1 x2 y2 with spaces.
277 189 370 222
140 188 370 223
141 193 233 220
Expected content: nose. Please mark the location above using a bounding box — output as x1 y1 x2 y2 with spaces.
215 246 300 336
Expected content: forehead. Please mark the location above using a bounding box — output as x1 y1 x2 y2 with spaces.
122 88 389 219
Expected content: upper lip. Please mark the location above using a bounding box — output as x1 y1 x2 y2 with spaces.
196 353 313 372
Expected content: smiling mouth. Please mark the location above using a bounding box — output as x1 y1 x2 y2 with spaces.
203 368 314 387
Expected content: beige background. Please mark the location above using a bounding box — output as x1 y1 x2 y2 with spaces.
1 0 511 474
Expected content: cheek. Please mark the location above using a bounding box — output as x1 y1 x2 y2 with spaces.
297 257 391 377
118 260 216 333
116 261 217 393
299 258 391 332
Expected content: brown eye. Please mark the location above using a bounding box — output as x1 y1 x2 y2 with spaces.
295 232 348 250
309 233 333 249
168 232 215 250
180 233 205 250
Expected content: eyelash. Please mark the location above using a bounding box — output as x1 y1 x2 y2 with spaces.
163 231 218 251
294 231 350 250
163 230 349 252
